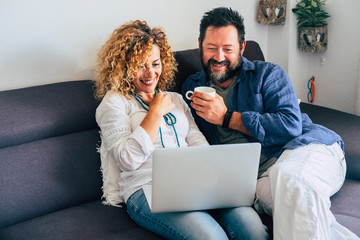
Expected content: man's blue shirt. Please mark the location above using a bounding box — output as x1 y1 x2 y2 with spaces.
181 57 343 158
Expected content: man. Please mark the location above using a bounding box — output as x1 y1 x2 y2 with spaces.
181 7 359 240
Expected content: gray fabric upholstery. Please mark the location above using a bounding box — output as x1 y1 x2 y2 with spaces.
0 81 102 229
0 130 102 228
0 80 165 239
300 103 360 181
331 180 360 234
0 201 160 240
0 80 99 148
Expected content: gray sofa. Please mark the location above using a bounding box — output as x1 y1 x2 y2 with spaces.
0 41 359 239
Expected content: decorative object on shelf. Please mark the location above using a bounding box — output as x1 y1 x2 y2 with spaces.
292 0 330 52
257 0 287 25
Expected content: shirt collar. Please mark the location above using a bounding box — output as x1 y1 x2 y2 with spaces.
235 56 255 83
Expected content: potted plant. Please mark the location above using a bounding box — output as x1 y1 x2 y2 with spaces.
292 0 330 52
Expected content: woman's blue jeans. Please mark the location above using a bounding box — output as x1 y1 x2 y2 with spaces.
126 189 268 240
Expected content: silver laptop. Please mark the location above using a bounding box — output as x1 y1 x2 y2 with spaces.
143 143 261 213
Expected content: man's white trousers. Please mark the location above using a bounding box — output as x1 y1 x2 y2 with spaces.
255 143 359 240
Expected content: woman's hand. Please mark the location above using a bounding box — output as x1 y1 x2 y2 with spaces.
149 92 175 116
141 92 175 142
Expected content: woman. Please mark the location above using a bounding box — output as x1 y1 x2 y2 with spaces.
94 20 268 240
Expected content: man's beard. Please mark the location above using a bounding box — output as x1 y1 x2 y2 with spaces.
200 48 242 84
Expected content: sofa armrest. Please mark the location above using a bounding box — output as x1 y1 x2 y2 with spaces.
300 103 360 181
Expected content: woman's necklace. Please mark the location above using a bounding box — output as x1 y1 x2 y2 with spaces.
134 90 180 148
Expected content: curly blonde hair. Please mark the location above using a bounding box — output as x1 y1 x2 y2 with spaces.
94 20 177 99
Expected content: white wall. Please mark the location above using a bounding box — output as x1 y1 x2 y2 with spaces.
1 0 360 114
305 0 360 114
0 0 267 90
266 0 360 114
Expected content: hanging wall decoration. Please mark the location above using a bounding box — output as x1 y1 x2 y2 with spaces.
298 26 328 52
292 0 330 52
257 0 287 26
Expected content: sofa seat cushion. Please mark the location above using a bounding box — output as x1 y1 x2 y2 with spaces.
0 129 102 228
0 200 164 240
331 179 360 236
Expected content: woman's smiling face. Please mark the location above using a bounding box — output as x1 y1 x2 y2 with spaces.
134 45 162 96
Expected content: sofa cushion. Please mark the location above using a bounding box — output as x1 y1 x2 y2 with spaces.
172 49 203 93
0 80 99 148
300 103 360 181
0 80 103 228
0 130 102 228
331 179 360 236
0 201 164 240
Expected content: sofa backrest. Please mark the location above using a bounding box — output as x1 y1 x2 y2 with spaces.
0 80 102 228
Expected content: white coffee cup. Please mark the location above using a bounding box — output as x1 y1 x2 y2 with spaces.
185 86 216 100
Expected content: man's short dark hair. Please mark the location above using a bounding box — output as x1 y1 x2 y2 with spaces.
199 7 245 46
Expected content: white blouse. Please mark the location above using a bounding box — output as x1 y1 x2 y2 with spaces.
96 91 209 205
